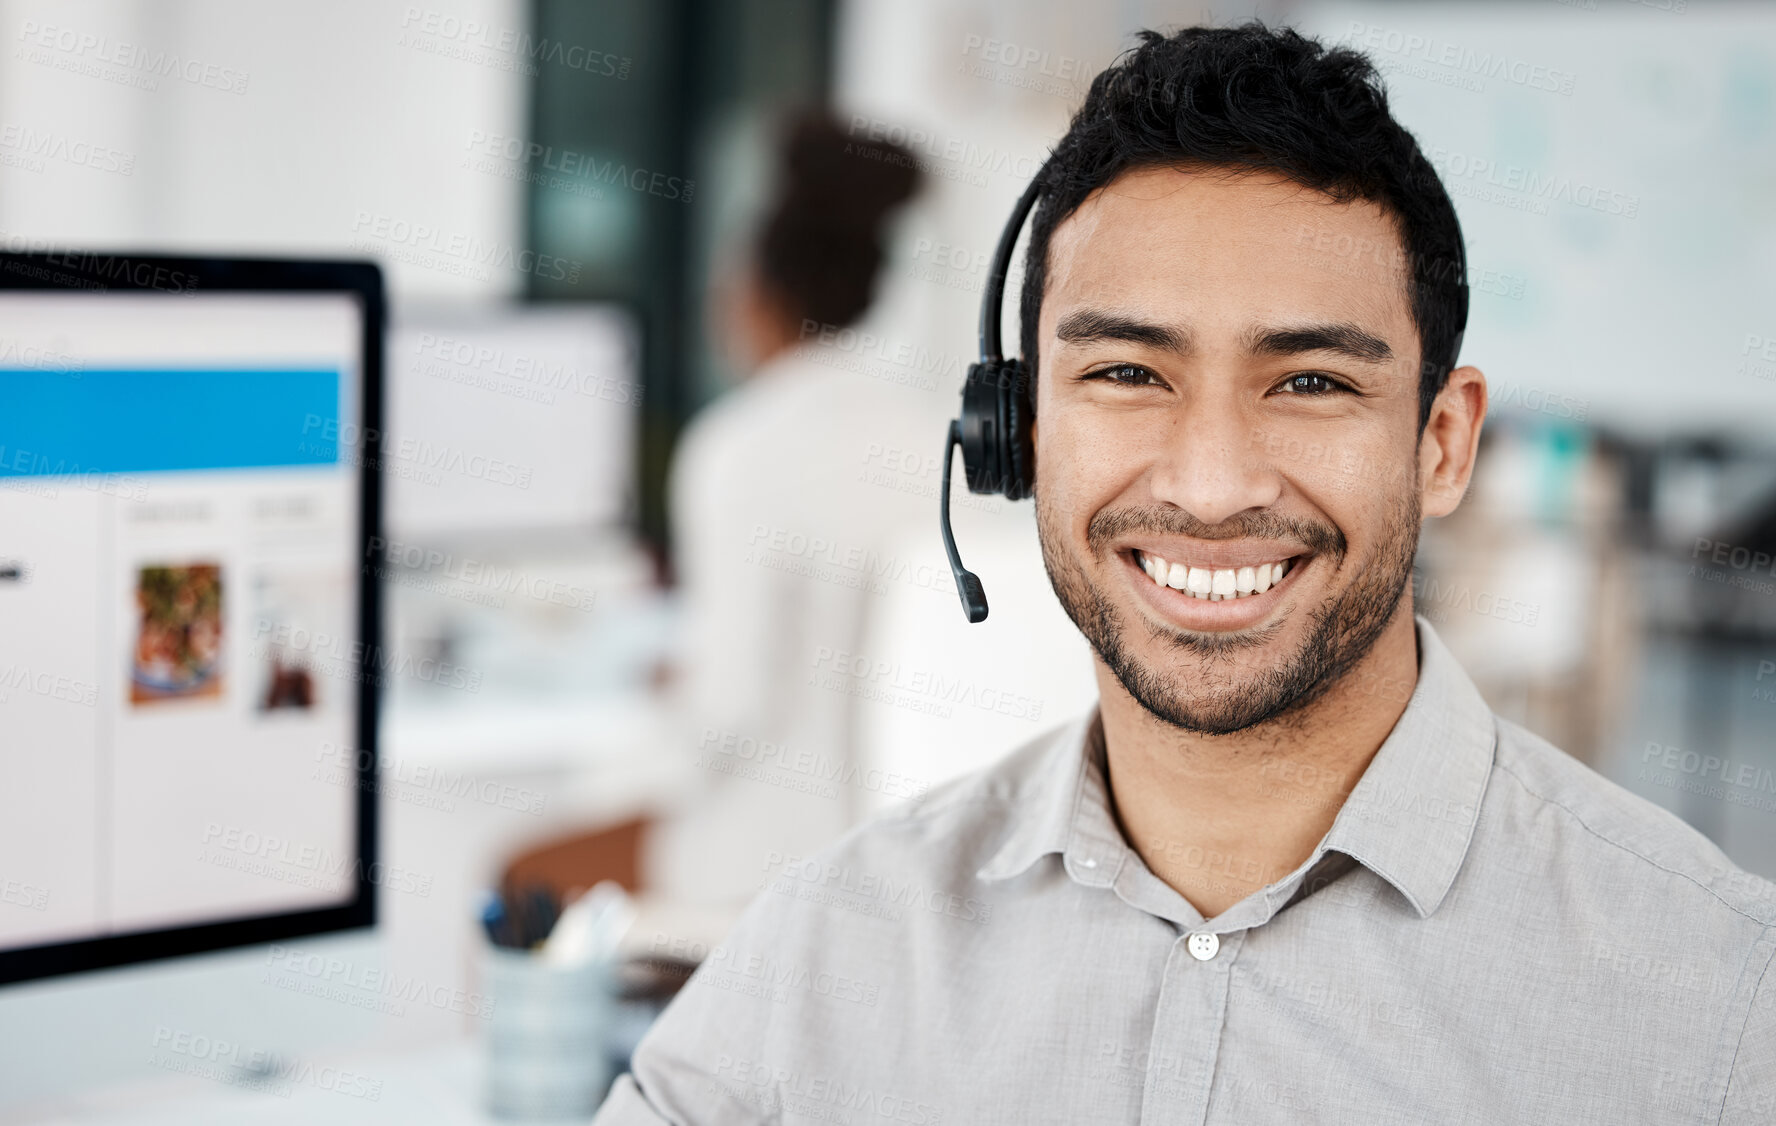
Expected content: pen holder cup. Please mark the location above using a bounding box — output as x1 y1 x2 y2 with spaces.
481 944 617 1120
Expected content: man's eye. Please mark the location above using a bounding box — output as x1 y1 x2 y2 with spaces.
1278 373 1347 395
1085 364 1161 387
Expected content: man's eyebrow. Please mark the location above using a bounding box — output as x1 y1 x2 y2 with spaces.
1053 309 1189 353
1245 323 1393 364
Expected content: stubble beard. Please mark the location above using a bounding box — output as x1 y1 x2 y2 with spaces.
1036 484 1422 736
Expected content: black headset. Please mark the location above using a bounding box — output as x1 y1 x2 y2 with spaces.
938 163 1468 624
938 168 1046 624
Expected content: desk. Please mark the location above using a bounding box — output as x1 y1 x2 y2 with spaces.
10 1037 533 1125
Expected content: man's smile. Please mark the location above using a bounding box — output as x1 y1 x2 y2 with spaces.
1118 544 1312 631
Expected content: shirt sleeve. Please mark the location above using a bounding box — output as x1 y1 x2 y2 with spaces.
591 1073 676 1125
1719 924 1776 1123
590 890 793 1126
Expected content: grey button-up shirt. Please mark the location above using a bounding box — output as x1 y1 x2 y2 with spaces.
596 617 1776 1124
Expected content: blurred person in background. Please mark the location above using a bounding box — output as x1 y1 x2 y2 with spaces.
646 113 930 912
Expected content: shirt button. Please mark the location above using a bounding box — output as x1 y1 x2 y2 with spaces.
1081 858 1097 869
1186 932 1219 961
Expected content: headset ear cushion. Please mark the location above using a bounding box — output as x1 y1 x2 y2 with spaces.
960 360 1005 495
1001 360 1035 500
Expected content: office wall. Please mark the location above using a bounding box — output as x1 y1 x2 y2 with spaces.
0 0 528 303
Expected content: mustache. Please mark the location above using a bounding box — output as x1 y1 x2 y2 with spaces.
1086 505 1346 560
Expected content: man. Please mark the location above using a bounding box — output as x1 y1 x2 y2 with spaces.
598 23 1775 1124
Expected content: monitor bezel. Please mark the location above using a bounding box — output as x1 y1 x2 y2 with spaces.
0 253 384 985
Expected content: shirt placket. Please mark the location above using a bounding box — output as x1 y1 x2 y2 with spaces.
1140 926 1246 1125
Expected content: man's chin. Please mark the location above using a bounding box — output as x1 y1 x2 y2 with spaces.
1116 646 1324 735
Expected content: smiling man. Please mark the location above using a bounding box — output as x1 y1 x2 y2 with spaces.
596 23 1776 1125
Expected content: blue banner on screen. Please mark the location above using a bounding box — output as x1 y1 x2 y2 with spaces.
0 368 341 476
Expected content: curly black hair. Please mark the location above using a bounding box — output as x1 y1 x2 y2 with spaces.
1017 21 1468 429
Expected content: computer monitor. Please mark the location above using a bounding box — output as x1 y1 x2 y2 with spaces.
0 255 383 984
385 303 640 541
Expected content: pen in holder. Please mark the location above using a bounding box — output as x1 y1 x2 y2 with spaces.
479 881 633 1120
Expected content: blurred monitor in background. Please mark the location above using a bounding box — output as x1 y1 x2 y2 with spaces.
385 304 640 542
647 112 932 911
374 304 656 714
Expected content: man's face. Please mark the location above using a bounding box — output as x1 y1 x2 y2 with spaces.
1033 165 1429 735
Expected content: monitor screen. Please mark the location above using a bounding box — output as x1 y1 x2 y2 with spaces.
385 304 640 540
0 263 382 983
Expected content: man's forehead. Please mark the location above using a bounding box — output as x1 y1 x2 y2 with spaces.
1044 166 1412 322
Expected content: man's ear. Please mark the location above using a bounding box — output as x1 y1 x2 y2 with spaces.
1420 365 1487 518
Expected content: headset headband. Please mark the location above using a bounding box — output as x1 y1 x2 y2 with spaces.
978 168 1048 362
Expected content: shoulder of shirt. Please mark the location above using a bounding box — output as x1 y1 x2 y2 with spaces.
1489 714 1776 928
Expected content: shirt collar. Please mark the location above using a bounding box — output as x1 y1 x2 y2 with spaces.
976 615 1498 920
974 707 1103 885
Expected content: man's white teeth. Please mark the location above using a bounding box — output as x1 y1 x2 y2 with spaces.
1139 551 1292 601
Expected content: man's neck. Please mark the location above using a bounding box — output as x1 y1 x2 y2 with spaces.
1098 606 1421 921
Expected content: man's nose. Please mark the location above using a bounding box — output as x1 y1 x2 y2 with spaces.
1145 395 1282 527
